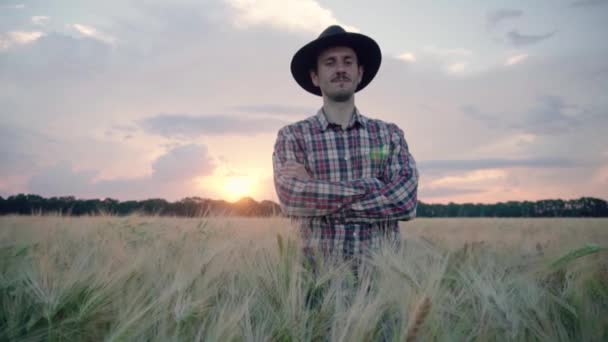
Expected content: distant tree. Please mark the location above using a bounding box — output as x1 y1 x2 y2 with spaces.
1 194 607 218
116 201 139 215
101 198 120 214
140 198 169 215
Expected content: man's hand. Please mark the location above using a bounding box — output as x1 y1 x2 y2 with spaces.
280 160 312 181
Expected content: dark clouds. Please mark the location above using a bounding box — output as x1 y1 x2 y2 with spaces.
506 30 556 47
0 123 158 198
151 144 215 180
516 95 582 135
368 51 608 180
27 144 217 200
0 123 57 177
459 105 503 129
486 9 523 28
139 114 289 139
28 161 98 197
484 8 557 49
104 124 138 140
462 93 607 136
0 32 112 82
570 0 608 7
418 158 583 174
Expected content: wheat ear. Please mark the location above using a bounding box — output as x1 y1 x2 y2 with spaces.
404 296 432 342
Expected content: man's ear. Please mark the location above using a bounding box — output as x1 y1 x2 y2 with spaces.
310 69 319 87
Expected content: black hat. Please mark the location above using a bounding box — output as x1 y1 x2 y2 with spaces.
290 25 382 96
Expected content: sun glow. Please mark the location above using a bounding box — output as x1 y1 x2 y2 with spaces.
222 176 256 202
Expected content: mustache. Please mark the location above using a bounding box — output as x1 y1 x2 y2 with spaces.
331 74 351 82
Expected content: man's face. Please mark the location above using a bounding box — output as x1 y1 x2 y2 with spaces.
310 46 364 102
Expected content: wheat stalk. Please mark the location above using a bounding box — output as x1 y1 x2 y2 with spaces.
404 296 431 342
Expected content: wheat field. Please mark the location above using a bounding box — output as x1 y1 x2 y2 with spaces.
1 215 607 341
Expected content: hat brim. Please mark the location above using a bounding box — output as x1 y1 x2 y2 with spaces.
290 32 382 96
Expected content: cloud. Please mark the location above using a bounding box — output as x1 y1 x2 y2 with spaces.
0 121 155 192
419 187 484 199
1 32 112 81
507 30 556 47
486 9 523 28
151 144 215 181
570 0 608 7
424 46 472 74
0 4 24 9
423 46 473 58
516 95 584 135
27 144 217 200
394 46 473 74
430 169 507 187
139 114 289 139
224 0 358 34
446 62 467 74
505 53 529 66
0 124 42 177
28 161 99 197
593 163 608 186
9 31 44 44
68 23 116 44
417 160 598 202
460 105 504 129
0 31 45 50
31 16 50 26
1 0 606 203
462 94 607 137
418 158 583 174
475 135 539 160
104 124 139 140
397 52 416 62
232 104 317 116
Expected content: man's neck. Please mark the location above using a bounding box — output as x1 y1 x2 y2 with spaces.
321 97 356 129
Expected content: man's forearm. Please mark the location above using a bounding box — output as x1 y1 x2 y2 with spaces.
341 165 418 222
277 165 416 222
345 180 417 222
274 175 384 217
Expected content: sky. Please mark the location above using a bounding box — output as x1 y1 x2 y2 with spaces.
1 0 607 204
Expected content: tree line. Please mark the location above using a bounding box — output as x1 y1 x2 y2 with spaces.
0 194 279 217
1 194 607 217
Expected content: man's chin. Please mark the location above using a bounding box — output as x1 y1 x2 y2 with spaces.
327 91 354 102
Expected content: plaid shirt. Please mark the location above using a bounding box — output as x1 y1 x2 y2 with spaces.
272 108 418 259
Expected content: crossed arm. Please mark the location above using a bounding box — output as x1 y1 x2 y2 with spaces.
272 125 418 222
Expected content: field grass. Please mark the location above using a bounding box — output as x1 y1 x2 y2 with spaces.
1 215 607 341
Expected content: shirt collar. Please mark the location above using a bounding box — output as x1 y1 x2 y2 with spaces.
315 107 368 132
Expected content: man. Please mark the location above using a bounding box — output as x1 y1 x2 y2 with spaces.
272 25 418 265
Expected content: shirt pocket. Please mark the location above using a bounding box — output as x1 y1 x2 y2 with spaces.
354 143 389 179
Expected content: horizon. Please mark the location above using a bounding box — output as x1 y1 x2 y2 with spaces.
1 1 607 204
2 192 606 207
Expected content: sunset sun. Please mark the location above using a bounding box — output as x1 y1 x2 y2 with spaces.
223 176 256 202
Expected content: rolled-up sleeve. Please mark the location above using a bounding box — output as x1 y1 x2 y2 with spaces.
272 127 379 217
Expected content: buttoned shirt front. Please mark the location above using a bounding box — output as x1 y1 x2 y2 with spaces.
272 108 418 259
